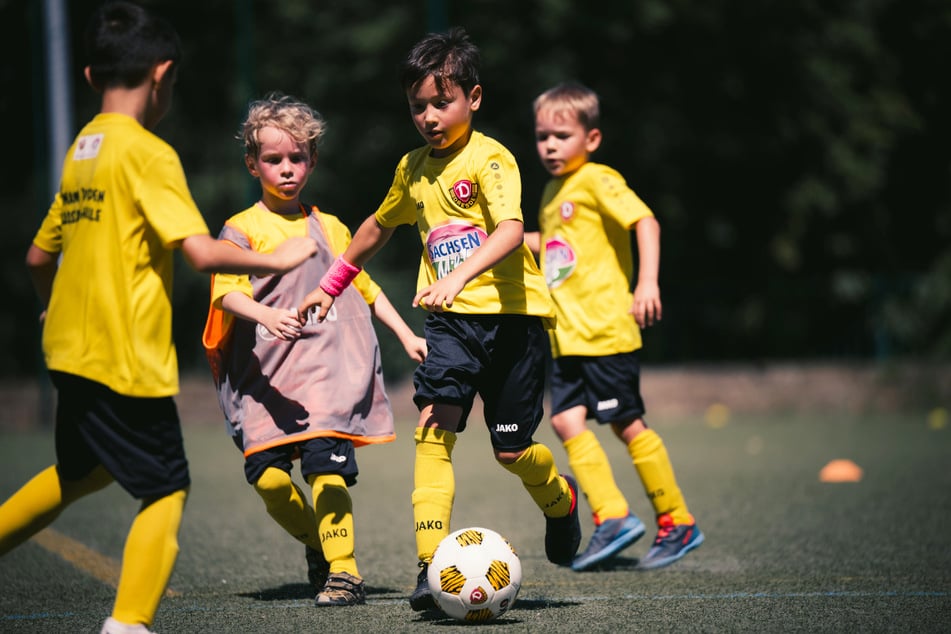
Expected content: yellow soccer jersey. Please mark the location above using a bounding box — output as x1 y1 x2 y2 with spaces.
210 204 380 308
32 113 209 397
374 131 554 322
538 162 654 357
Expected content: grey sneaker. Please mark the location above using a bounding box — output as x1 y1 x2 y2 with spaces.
572 512 646 571
638 513 704 570
408 561 435 611
305 545 330 594
315 571 366 606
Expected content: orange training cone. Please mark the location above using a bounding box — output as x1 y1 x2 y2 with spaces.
819 459 863 483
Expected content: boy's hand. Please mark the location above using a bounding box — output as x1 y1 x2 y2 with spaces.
403 335 428 363
271 236 318 272
631 282 662 328
262 307 303 341
298 287 336 324
413 275 466 311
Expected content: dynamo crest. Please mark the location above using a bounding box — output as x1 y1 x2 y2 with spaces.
450 179 479 208
560 201 575 221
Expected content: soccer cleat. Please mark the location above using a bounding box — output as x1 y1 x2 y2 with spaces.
315 571 366 606
571 511 646 571
305 545 330 594
638 513 704 570
409 561 435 611
544 474 582 566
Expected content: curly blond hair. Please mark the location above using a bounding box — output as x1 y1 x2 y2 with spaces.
239 92 327 158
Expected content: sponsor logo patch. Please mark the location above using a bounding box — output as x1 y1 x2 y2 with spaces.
544 236 576 289
427 222 488 280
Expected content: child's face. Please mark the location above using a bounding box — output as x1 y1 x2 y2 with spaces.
407 75 482 158
245 126 315 209
534 107 601 177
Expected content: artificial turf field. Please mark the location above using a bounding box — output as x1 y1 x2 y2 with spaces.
1 404 948 632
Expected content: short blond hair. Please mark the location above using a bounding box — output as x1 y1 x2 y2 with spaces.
239 92 326 158
533 81 600 130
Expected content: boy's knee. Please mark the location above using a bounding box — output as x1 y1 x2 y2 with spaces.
253 466 292 499
494 447 526 465
612 418 647 442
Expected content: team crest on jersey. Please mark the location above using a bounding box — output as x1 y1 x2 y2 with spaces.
560 201 575 221
544 236 576 289
74 133 104 160
449 179 479 208
427 221 488 280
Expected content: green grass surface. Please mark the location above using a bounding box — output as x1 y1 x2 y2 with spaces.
1 410 949 632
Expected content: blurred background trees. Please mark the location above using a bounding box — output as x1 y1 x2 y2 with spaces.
2 0 948 383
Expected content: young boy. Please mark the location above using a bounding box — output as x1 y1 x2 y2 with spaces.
298 28 582 611
202 92 426 607
525 81 704 571
1 3 316 634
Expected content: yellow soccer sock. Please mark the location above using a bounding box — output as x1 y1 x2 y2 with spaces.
311 474 358 577
628 429 692 525
498 443 571 518
0 465 112 555
412 427 456 563
113 488 187 627
253 467 321 549
564 430 628 523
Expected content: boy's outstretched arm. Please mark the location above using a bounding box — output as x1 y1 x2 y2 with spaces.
221 291 302 341
631 216 662 328
370 291 427 362
181 234 316 275
342 215 396 268
298 216 396 323
414 218 524 311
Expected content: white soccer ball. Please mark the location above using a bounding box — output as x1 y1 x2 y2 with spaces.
427 527 522 622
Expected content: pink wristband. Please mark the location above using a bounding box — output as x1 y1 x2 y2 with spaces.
319 256 362 297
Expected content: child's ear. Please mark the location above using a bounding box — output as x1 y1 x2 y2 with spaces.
585 127 603 153
152 60 175 87
468 84 483 112
244 154 258 176
83 66 102 92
